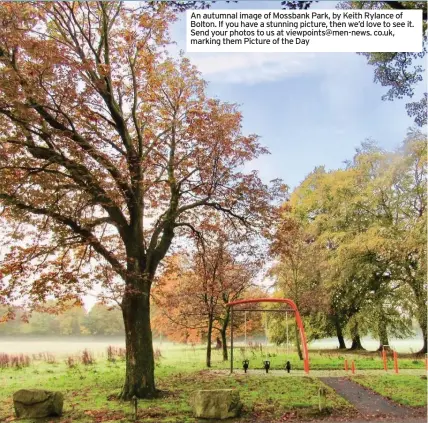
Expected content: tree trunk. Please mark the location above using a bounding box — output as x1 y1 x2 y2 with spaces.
377 319 389 351
294 322 303 360
349 323 364 350
220 309 230 361
350 334 363 350
206 316 213 368
420 325 427 354
334 315 346 349
414 290 427 354
120 283 155 399
220 327 228 361
416 311 427 354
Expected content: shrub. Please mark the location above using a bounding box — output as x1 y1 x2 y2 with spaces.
1 353 31 369
66 356 77 368
154 348 162 361
107 346 126 362
81 349 94 365
0 353 10 369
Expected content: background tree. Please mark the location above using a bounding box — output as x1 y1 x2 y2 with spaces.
84 303 124 336
0 2 282 398
281 1 428 127
270 208 326 358
154 225 263 366
273 132 426 353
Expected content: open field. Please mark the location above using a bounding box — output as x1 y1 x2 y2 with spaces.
1 343 426 422
0 335 425 355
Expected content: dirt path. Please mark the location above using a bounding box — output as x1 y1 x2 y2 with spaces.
319 377 415 417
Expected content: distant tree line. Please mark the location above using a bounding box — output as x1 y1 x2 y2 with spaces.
0 302 124 336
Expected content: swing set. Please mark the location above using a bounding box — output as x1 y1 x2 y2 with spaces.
226 298 310 374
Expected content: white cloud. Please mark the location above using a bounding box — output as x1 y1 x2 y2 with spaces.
185 52 318 84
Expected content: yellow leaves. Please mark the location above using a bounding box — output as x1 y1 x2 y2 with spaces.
139 14 154 29
97 64 111 78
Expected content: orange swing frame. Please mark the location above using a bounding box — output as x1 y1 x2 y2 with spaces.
226 298 310 374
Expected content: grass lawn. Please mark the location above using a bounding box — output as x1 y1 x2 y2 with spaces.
352 374 428 407
0 361 352 422
0 345 426 422
224 345 426 371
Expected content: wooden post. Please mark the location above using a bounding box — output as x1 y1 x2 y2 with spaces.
351 360 355 374
318 387 326 411
132 395 138 421
344 359 348 371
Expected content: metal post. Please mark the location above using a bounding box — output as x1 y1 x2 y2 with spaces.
286 311 289 355
230 307 234 373
265 312 268 360
244 311 247 347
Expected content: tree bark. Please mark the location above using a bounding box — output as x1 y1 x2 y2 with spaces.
420 326 427 355
220 328 228 361
294 322 303 360
350 335 363 350
349 323 364 350
377 319 389 351
206 316 213 368
413 288 427 354
120 282 155 399
334 315 346 349
416 310 427 354
220 309 230 361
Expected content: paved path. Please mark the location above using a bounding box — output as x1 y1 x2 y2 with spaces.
244 418 427 423
298 419 427 423
319 377 414 417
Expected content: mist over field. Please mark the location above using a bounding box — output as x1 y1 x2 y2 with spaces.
0 334 423 357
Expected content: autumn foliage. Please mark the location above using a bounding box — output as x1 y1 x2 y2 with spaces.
0 2 282 398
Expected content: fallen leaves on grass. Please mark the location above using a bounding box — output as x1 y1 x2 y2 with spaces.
137 407 168 419
83 409 126 422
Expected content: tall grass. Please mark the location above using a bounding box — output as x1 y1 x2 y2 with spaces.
0 353 31 369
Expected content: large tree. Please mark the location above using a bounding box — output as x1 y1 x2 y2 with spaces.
0 2 281 398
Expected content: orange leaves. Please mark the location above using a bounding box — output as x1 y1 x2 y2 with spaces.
0 1 281 324
97 64 111 78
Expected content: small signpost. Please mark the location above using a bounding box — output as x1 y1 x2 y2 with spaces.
318 387 326 412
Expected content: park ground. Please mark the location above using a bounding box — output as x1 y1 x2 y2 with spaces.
0 345 427 422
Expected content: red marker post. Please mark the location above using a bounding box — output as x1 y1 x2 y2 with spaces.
393 350 398 374
344 359 348 372
382 349 388 371
351 360 355 374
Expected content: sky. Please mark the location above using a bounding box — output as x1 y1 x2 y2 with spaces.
170 0 427 191
81 0 428 309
